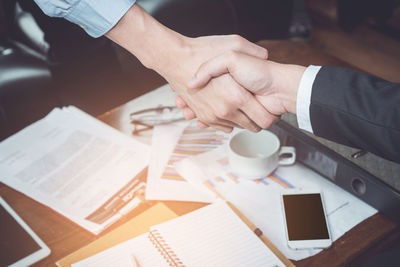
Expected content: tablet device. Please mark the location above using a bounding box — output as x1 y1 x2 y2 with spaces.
0 197 50 266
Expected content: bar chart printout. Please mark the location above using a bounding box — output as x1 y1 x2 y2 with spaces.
161 125 228 181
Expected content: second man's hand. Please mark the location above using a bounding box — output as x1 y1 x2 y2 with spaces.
176 51 307 129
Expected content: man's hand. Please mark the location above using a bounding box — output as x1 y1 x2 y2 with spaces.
106 4 273 132
167 36 278 133
172 72 278 132
177 51 306 129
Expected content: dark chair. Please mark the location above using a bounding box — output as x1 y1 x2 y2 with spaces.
0 45 59 140
0 2 56 140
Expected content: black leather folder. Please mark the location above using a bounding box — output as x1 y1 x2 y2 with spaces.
269 114 400 222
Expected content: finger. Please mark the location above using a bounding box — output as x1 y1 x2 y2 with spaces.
197 121 239 134
204 117 241 129
201 107 257 132
183 108 196 120
189 53 234 89
207 83 262 132
208 123 234 133
201 115 242 130
182 105 242 131
240 97 279 129
197 121 209 128
229 35 268 59
228 109 262 133
217 119 242 129
183 104 242 130
175 95 188 109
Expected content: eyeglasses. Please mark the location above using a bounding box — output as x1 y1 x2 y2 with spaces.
130 106 184 135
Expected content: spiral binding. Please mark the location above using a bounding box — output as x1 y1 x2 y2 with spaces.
148 230 186 267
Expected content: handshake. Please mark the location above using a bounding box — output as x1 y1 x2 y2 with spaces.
106 5 306 134
168 36 306 133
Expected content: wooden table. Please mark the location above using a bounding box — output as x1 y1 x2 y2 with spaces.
1 40 399 266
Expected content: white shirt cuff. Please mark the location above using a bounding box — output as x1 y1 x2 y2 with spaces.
296 65 322 134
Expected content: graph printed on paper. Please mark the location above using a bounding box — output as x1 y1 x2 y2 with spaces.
160 124 229 181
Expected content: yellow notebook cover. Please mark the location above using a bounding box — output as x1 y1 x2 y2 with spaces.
56 203 177 267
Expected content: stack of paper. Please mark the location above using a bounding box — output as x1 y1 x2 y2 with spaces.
0 106 150 234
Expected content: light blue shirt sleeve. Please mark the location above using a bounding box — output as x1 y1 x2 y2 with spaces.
33 0 136 38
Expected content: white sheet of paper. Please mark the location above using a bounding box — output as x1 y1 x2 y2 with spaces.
175 146 377 261
0 107 150 234
146 122 216 202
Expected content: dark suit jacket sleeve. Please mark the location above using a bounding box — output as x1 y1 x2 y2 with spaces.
309 66 400 163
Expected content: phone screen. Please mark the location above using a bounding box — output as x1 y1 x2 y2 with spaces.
282 193 329 240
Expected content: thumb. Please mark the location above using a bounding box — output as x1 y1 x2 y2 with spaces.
189 52 238 89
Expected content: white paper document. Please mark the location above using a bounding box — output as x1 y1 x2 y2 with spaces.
0 106 150 234
146 121 226 202
175 146 377 260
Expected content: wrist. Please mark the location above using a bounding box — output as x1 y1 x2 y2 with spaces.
106 4 190 79
268 61 306 114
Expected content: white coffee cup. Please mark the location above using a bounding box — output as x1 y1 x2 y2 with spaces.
228 130 296 179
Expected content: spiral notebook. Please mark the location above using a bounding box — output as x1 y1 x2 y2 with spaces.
72 201 288 267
